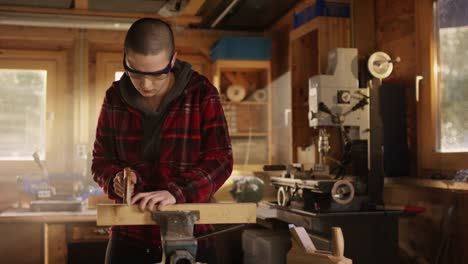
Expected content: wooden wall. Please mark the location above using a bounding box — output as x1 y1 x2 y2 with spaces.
269 29 292 165
384 184 467 264
270 0 467 263
359 1 468 263
375 0 418 177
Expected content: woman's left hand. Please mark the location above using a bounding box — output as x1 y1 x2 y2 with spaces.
131 190 176 211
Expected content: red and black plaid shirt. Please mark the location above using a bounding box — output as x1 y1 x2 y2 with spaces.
92 70 233 246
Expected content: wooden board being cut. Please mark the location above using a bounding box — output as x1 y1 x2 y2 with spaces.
97 203 257 226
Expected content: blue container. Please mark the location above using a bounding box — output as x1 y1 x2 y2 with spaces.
293 0 350 29
211 36 272 61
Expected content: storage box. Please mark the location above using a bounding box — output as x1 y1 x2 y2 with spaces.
242 229 291 264
211 36 272 61
293 0 350 29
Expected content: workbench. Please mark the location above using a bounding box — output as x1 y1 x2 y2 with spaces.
0 208 107 264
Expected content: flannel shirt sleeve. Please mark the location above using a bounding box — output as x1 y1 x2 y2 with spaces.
91 90 123 201
166 85 233 203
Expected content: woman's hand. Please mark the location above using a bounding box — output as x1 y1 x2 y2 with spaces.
112 169 137 198
131 190 176 211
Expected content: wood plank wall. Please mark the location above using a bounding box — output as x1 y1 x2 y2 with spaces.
269 1 351 165
370 1 466 263
384 185 467 264
375 0 418 177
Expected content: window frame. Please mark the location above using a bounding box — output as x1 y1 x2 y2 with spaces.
0 49 68 177
416 0 468 173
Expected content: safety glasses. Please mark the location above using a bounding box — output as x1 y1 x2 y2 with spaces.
123 53 174 81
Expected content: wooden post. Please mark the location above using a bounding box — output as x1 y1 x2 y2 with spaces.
44 223 67 264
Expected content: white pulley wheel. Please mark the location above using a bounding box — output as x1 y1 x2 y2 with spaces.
331 180 355 205
367 51 393 79
277 187 290 206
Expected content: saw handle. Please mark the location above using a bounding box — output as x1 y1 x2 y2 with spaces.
123 167 133 205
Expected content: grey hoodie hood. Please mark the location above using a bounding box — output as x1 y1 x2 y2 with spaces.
118 59 193 160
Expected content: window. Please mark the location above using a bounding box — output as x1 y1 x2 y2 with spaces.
0 69 47 160
93 52 124 137
417 0 468 171
0 50 68 175
436 0 468 152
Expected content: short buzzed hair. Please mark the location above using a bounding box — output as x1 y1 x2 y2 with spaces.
124 18 174 58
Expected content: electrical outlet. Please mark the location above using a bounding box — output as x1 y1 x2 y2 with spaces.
75 144 87 160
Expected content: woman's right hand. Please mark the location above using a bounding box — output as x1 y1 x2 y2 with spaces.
113 169 137 198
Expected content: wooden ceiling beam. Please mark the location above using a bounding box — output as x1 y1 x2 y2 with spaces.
183 0 206 16
0 5 202 25
74 0 88 10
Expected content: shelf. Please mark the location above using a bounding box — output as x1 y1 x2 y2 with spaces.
384 177 468 192
230 132 268 137
213 60 271 70
222 101 268 106
214 59 272 165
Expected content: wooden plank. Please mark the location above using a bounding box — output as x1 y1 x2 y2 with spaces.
96 203 257 226
74 0 88 10
385 177 468 192
0 223 42 264
182 0 205 16
0 209 97 224
67 223 108 242
214 60 271 71
352 0 375 56
290 16 320 41
0 25 79 41
290 226 316 252
0 5 201 25
290 25 318 160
